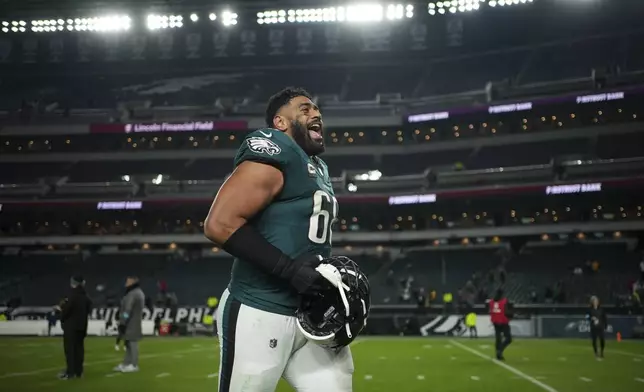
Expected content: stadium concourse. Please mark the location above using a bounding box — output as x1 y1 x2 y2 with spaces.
2 0 644 391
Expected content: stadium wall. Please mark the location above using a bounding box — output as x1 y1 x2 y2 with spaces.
1 307 642 338
0 319 156 337
537 315 644 339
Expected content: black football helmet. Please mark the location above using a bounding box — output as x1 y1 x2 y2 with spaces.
296 256 371 350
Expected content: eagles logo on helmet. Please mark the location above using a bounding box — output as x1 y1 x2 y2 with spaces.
296 256 371 350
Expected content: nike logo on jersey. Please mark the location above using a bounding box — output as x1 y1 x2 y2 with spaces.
259 131 272 138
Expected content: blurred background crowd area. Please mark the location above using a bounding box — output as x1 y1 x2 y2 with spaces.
1 0 643 315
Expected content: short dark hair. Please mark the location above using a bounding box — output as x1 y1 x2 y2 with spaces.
265 87 313 128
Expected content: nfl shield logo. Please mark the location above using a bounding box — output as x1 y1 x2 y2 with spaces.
269 339 277 349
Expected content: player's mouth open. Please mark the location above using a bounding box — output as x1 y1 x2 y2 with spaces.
308 123 323 142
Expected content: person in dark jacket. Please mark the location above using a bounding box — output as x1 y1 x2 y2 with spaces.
56 275 92 380
588 295 607 359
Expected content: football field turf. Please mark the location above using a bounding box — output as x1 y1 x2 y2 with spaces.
0 336 642 392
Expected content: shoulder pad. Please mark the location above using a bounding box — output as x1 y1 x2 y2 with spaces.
234 129 294 170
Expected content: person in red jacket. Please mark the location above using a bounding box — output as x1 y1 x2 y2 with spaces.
489 289 513 361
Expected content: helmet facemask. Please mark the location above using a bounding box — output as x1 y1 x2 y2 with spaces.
296 257 371 349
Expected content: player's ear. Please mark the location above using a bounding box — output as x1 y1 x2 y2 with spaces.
272 114 288 131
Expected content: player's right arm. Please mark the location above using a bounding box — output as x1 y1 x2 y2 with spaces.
204 131 323 294
204 160 284 244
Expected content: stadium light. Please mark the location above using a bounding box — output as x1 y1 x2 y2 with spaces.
256 3 414 24
209 13 217 21
1 20 27 33
190 13 199 22
257 10 287 25
222 10 238 26
429 0 485 15
147 14 183 30
490 0 533 7
30 15 130 33
354 170 382 181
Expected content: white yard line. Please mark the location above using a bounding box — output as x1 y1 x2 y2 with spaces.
156 373 171 378
579 377 592 382
608 349 644 359
450 340 559 392
634 378 644 383
207 373 219 379
0 347 210 379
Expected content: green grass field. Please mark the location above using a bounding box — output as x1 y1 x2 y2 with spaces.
0 337 642 391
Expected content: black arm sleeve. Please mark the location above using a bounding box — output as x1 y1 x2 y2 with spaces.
222 224 293 278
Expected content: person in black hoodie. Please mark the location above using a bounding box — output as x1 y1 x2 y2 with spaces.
588 295 607 359
56 275 92 380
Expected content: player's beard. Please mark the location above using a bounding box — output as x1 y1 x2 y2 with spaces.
291 119 325 156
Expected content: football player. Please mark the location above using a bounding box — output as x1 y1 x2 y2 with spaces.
204 87 353 391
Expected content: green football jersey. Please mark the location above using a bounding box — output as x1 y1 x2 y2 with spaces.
227 128 338 316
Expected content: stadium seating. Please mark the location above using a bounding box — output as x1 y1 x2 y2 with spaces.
3 242 637 307
2 31 643 110
506 242 638 303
